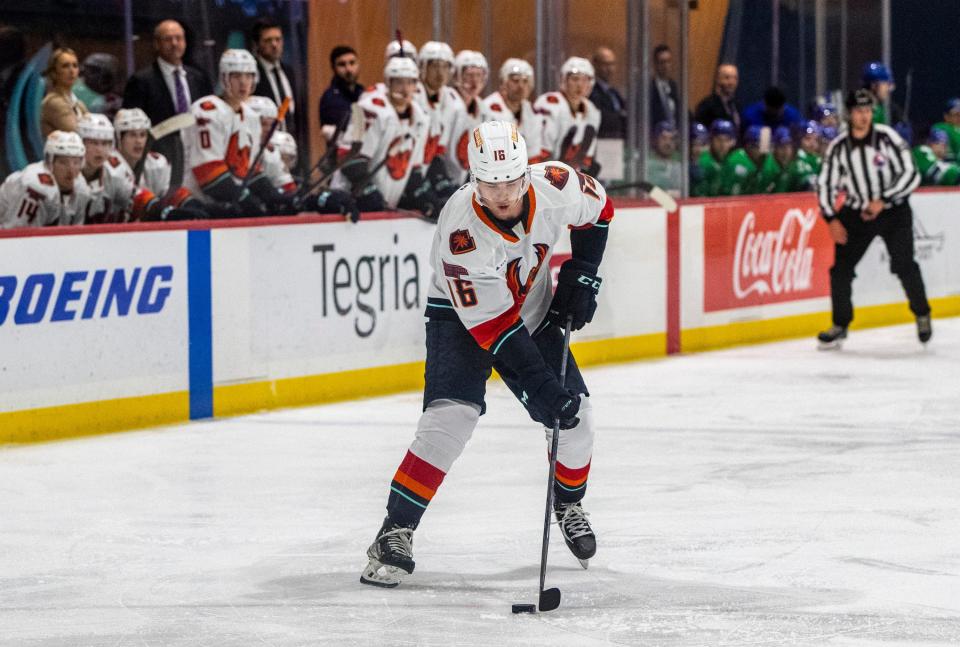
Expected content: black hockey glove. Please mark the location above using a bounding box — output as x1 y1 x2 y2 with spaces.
524 378 581 430
236 188 268 217
398 170 442 220
426 156 458 199
583 159 602 178
316 188 360 223
547 258 602 331
355 184 386 213
159 204 210 221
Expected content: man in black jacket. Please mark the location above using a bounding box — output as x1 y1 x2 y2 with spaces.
650 44 679 127
694 63 741 136
588 47 625 138
319 46 363 130
250 17 302 141
122 20 212 185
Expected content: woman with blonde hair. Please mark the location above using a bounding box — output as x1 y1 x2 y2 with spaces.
40 47 89 138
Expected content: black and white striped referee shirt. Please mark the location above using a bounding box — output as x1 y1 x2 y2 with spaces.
816 123 920 220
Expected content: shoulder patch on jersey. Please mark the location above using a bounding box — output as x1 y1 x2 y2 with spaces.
543 165 570 191
371 97 386 108
108 156 122 168
37 173 54 186
200 100 217 111
489 103 503 112
449 229 477 255
545 94 559 104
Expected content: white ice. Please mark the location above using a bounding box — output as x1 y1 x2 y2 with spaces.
2 320 960 646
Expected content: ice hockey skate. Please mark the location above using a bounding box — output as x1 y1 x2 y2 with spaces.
917 315 932 344
817 325 847 350
360 518 415 588
555 501 596 569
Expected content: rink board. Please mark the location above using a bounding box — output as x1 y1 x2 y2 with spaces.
1 189 958 443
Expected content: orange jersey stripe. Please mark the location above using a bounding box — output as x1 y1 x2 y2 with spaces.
468 302 521 350
193 160 230 187
392 471 437 501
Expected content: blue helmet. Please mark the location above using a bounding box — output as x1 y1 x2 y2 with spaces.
894 122 913 146
773 126 792 146
709 119 736 138
798 119 823 138
927 129 949 146
691 121 709 144
653 120 678 138
862 61 893 85
945 97 960 114
821 125 838 141
743 125 765 145
812 103 837 122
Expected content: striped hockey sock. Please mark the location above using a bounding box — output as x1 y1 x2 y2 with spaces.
554 459 590 504
386 450 447 528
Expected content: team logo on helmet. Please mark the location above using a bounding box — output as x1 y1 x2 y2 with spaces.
473 127 483 149
543 165 569 191
449 229 477 255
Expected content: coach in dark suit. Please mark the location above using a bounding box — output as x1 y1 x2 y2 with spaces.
694 63 742 135
251 17 303 171
122 20 212 183
650 44 679 127
589 46 626 138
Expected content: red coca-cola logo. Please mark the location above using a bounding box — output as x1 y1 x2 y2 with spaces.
704 196 833 312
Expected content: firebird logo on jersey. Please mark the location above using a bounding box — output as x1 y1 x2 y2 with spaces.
386 136 413 180
449 229 476 255
424 134 441 164
506 243 549 303
544 165 569 191
226 132 251 178
200 101 217 111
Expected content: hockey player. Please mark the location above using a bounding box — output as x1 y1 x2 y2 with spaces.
692 119 736 197
360 120 612 588
333 56 441 217
0 130 90 228
913 129 960 186
820 125 838 156
482 58 544 163
718 124 765 195
114 108 170 198
533 57 601 176
362 40 419 101
443 50 490 185
246 95 297 196
812 101 839 129
776 120 822 193
862 61 902 126
184 49 287 217
414 41 459 199
754 126 792 193
647 120 681 192
77 113 182 223
272 131 298 175
689 122 710 191
931 98 960 162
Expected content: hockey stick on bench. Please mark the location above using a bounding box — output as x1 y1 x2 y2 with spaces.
133 112 197 186
604 180 678 212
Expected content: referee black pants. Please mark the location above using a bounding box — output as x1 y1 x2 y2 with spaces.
830 201 931 328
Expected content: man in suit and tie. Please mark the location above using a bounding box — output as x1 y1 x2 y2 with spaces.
650 44 679 127
122 19 212 187
250 18 302 150
588 47 626 138
694 63 742 137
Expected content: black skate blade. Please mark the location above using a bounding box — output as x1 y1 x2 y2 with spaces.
538 587 561 612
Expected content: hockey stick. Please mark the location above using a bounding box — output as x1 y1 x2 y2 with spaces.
513 315 573 614
294 104 363 203
241 96 291 190
568 125 597 171
604 180 678 212
350 133 412 198
133 112 197 186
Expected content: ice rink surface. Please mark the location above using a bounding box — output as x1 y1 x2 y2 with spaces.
2 319 959 646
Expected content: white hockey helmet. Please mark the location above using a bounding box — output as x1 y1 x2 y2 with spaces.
77 112 115 141
114 108 151 134
44 130 85 162
246 95 278 119
499 57 534 83
219 48 259 85
384 39 418 62
384 56 419 81
418 41 454 71
560 56 595 80
271 131 298 158
468 120 529 206
454 50 489 77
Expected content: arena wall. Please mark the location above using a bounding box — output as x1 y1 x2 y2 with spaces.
1 188 957 443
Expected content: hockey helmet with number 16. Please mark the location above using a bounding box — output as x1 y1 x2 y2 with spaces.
468 120 529 207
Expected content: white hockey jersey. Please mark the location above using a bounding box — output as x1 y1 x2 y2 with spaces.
533 92 601 170
414 83 461 166
443 92 484 185
84 153 158 223
184 95 261 203
332 91 430 208
140 151 171 198
481 92 545 163
427 162 613 350
262 133 296 194
0 161 91 229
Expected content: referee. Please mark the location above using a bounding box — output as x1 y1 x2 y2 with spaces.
815 88 932 348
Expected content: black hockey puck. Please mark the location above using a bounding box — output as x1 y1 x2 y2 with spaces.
511 603 536 614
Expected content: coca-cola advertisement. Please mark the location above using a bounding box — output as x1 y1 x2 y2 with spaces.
704 196 833 312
